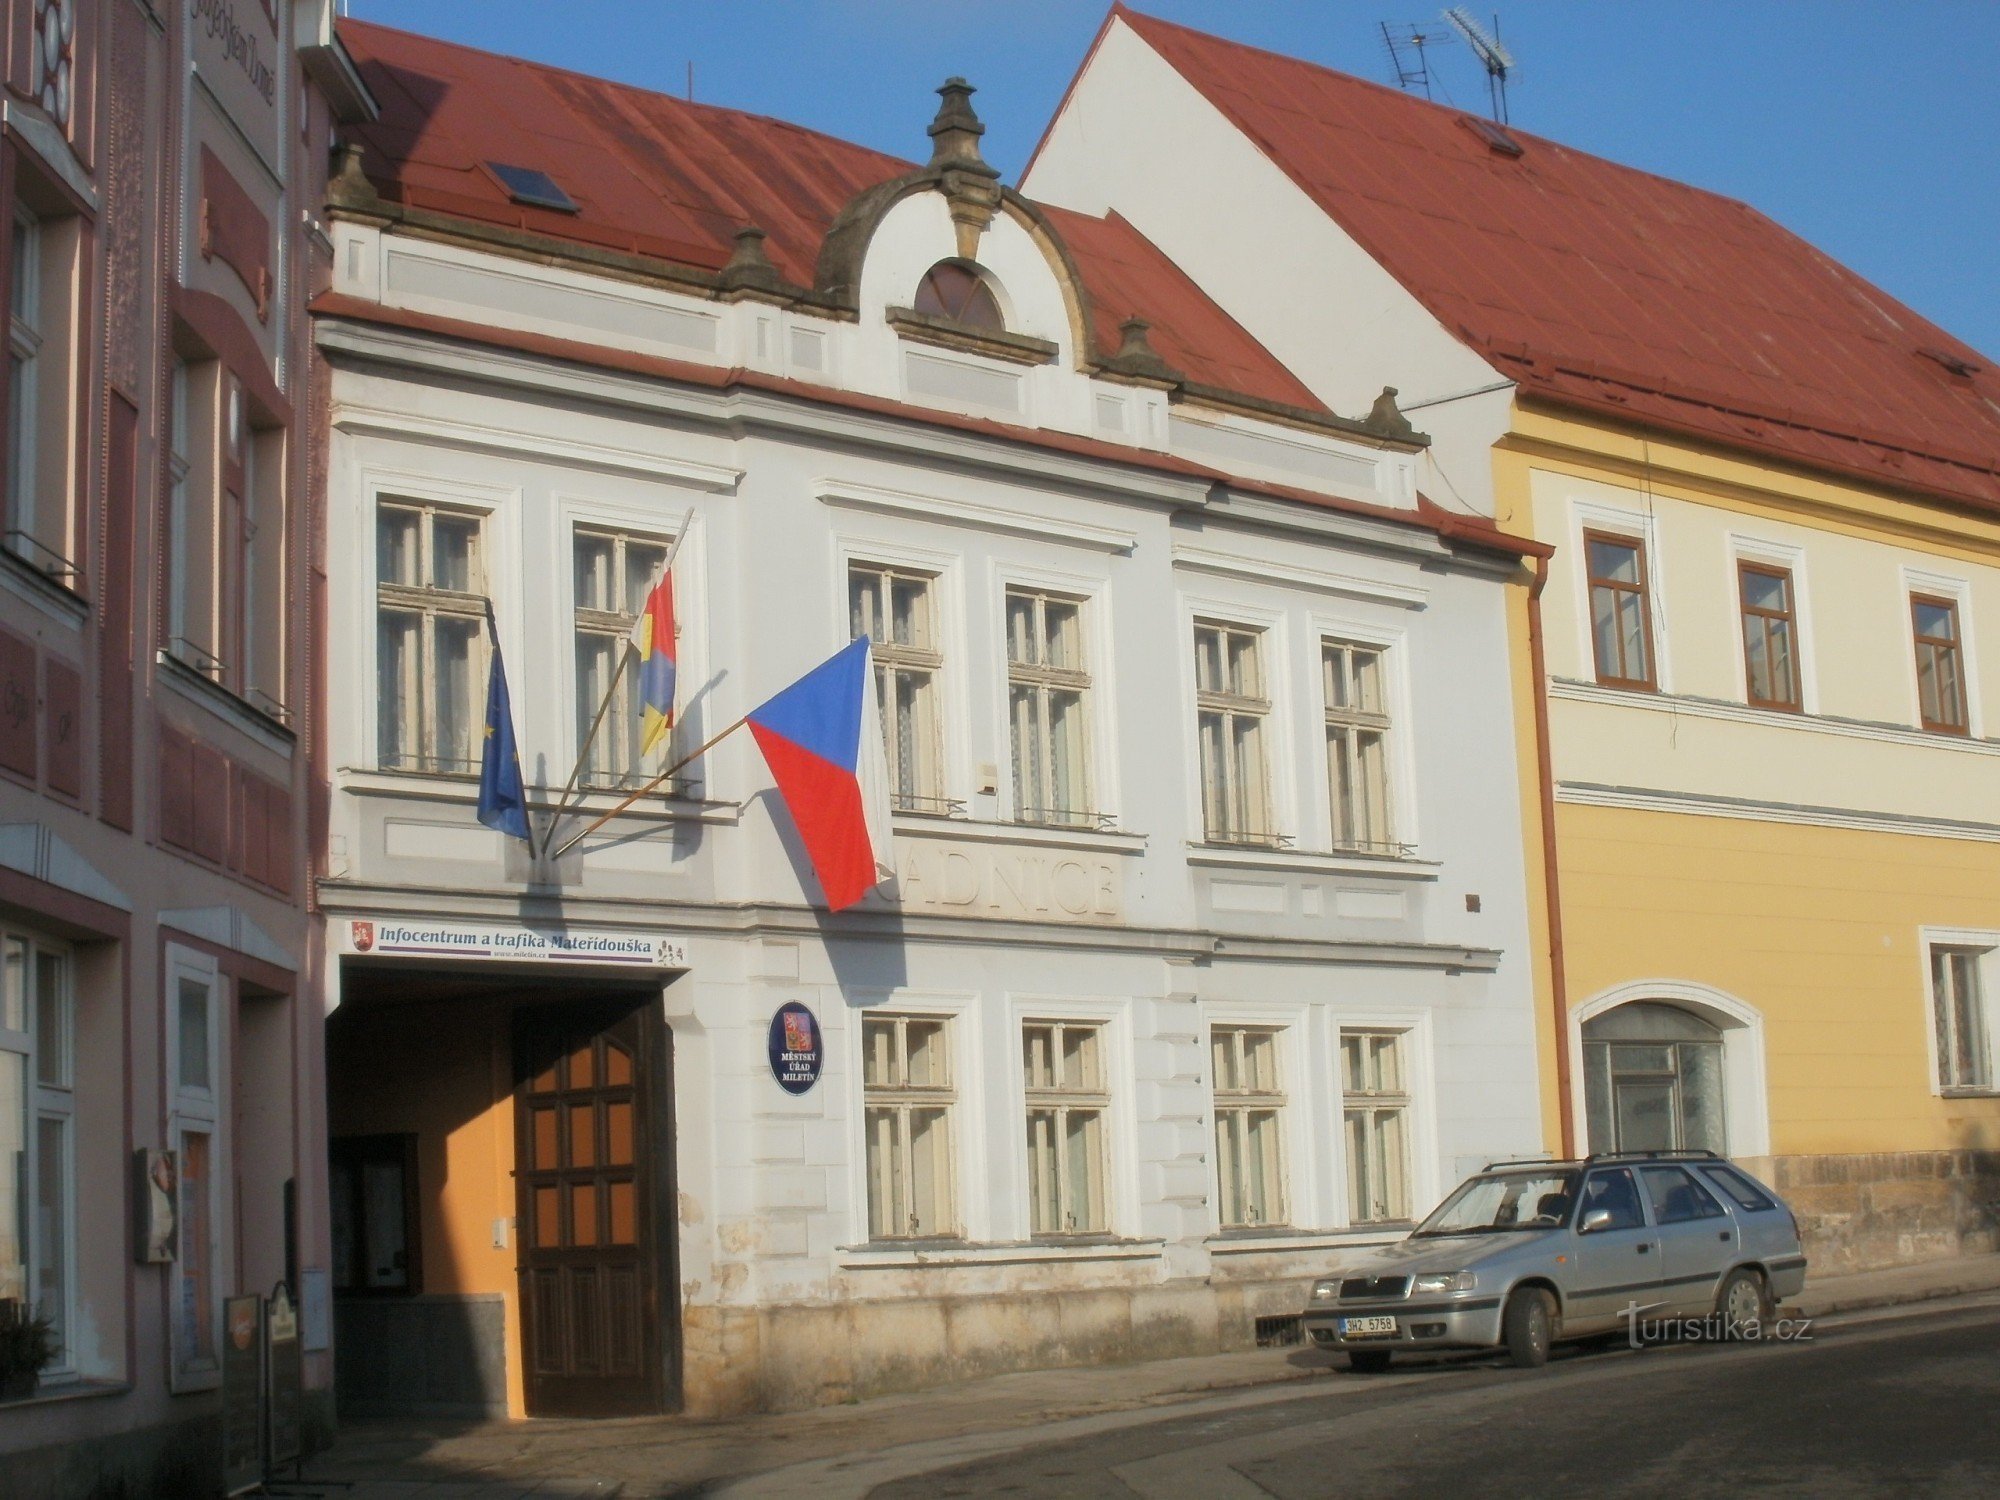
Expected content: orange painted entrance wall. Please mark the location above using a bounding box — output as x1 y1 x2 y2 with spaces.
327 995 527 1417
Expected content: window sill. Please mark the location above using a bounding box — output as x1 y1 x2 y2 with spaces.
1187 843 1441 881
0 1377 132 1409
0 544 89 629
1939 1087 2000 1100
885 307 1059 366
156 651 296 758
893 815 1147 855
837 1236 1165 1270
1551 678 2000 756
1206 1228 1409 1255
337 767 740 824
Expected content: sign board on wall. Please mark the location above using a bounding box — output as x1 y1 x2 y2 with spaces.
188 0 282 171
767 1003 823 1095
890 837 1124 923
341 919 687 968
221 1295 263 1495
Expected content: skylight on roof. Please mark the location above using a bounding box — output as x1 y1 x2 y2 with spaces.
1459 116 1524 158
486 161 578 213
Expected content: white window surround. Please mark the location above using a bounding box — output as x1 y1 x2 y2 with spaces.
357 468 516 780
1310 610 1420 857
1567 980 1771 1159
1202 999 1315 1232
833 534 971 815
1331 1015 1435 1227
1001 994 1136 1243
164 943 225 1392
990 557 1120 827
1918 928 2000 1099
840 991 985 1245
1568 497 1672 693
1726 532 1819 716
1178 593 1295 848
1901 566 1982 739
555 492 705 782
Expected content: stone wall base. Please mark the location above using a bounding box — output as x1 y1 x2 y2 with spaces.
1747 1149 2000 1276
680 1274 1309 1417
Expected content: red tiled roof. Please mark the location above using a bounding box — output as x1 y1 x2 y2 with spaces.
335 19 1326 417
1107 7 2000 512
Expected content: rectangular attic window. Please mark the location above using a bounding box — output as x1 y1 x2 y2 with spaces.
486 162 578 213
1460 116 1524 158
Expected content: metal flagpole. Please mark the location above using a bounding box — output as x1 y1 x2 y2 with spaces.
547 715 747 863
541 506 698 850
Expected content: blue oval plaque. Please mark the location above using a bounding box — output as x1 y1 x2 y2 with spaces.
768 1002 823 1095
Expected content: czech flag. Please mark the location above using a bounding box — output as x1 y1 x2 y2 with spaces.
629 568 676 757
746 637 895 911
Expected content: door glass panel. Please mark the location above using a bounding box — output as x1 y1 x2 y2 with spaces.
532 1108 558 1171
1678 1043 1728 1152
568 1104 596 1168
607 1181 636 1245
605 1102 634 1167
534 1185 561 1249
570 1183 598 1247
567 1044 595 1091
603 1043 632 1087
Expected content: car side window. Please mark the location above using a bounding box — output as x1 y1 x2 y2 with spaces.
1640 1165 1727 1224
1699 1163 1776 1213
1578 1168 1645 1231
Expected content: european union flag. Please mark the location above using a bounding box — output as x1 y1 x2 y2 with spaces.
478 603 532 844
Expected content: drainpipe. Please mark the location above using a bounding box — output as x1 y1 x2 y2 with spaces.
1526 554 1576 1157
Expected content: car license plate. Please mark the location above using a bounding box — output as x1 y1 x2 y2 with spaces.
1340 1316 1398 1338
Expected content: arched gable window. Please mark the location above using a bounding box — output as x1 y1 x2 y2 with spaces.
913 260 1004 333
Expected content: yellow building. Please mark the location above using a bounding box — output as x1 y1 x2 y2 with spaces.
1028 6 2000 1270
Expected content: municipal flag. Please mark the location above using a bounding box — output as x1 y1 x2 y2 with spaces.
745 637 894 911
477 605 532 843
629 567 677 757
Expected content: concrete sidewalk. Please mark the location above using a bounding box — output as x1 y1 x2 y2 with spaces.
292 1251 2000 1500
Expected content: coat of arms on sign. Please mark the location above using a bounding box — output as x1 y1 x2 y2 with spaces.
784 1010 814 1053
351 921 374 953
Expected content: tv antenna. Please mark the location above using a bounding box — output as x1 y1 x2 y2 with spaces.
1441 8 1515 123
1379 21 1454 101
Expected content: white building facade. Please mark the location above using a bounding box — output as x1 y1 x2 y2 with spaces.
315 24 1545 1418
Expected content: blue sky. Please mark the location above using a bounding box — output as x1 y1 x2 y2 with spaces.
345 1 2000 358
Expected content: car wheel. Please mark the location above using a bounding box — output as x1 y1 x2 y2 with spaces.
1502 1287 1555 1369
1347 1348 1393 1373
1715 1268 1772 1339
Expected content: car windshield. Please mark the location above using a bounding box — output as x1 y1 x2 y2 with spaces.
1415 1170 1579 1236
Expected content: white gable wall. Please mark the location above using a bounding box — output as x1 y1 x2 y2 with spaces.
1022 16 1512 519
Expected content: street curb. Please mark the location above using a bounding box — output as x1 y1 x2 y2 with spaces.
1785 1271 2000 1322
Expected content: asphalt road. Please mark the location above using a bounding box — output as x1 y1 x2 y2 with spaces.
862 1297 2000 1499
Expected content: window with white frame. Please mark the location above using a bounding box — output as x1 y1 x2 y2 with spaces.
861 1015 956 1239
849 563 945 811
3 187 81 582
1022 1020 1109 1235
1212 1025 1286 1229
1931 946 1993 1093
169 959 223 1387
573 526 672 787
376 500 485 772
1194 621 1273 844
1006 588 1093 826
0 930 73 1374
1341 1029 1413 1224
1322 639 1395 853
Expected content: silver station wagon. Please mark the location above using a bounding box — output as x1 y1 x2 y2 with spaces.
1301 1150 1808 1371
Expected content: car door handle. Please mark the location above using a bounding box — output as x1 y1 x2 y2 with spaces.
1636 1243 1651 1254
1719 1231 1733 1242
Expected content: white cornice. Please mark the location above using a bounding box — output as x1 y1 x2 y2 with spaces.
1549 677 2000 759
2 100 97 212
1556 780 2000 844
817 477 1138 553
333 403 744 492
1171 545 1428 608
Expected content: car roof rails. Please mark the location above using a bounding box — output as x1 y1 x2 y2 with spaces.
1580 1149 1722 1165
1480 1156 1576 1171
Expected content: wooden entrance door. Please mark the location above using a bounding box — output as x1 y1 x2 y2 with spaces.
514 1001 666 1416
